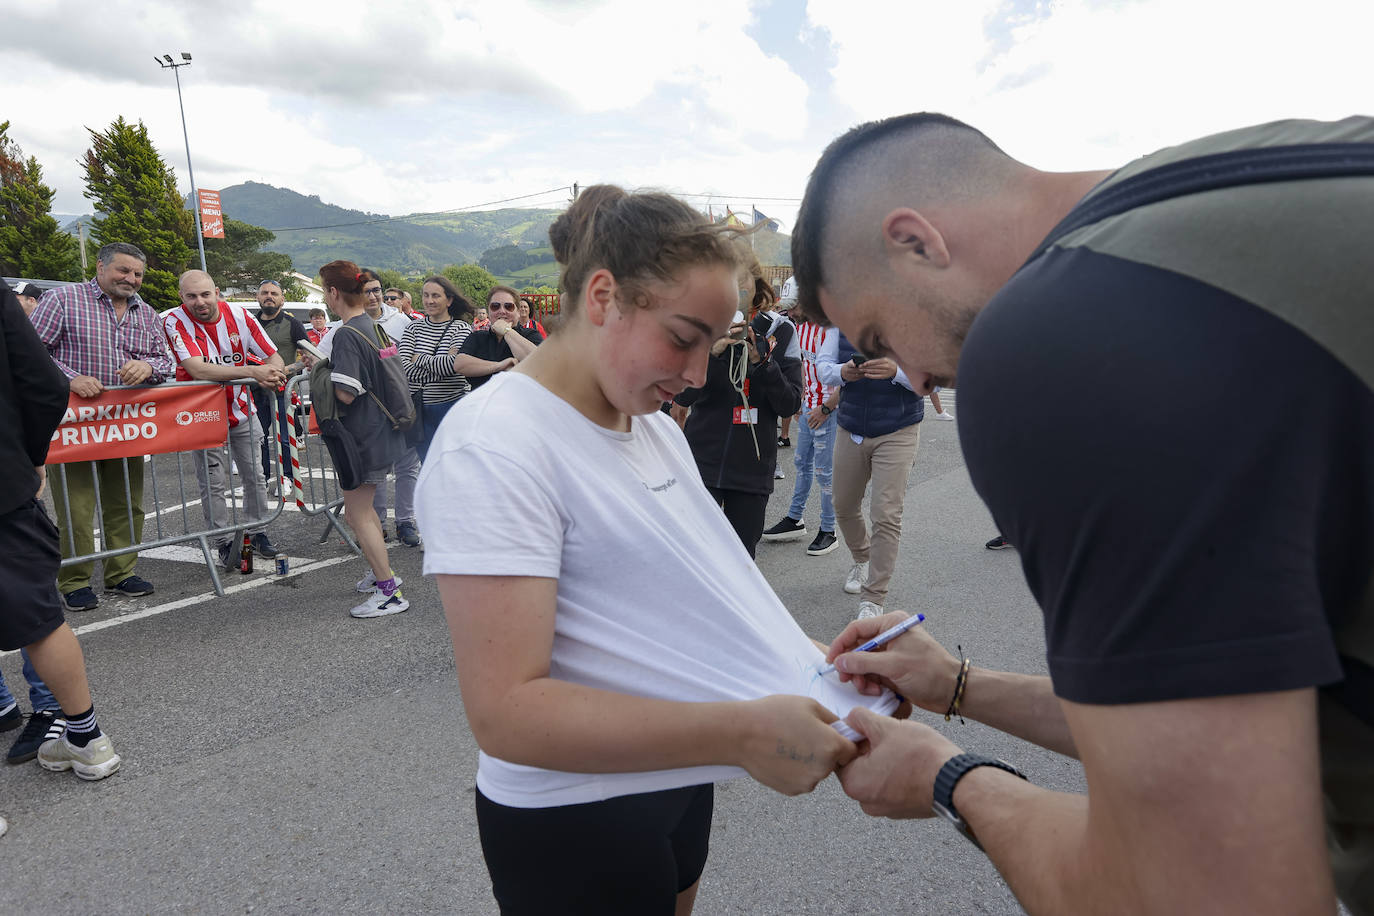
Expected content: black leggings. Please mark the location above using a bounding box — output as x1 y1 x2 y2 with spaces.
475 783 714 915
706 486 769 558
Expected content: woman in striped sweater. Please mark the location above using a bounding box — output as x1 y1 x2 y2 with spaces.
400 275 474 459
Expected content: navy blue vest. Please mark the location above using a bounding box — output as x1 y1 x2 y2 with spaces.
835 332 923 437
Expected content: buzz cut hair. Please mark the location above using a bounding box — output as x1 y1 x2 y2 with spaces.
791 113 1007 323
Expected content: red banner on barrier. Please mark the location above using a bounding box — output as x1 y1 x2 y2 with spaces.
48 385 230 464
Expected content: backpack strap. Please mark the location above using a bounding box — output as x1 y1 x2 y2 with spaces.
340 324 404 425
1029 142 1374 264
343 324 381 351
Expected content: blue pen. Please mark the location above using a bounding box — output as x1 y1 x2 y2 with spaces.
817 613 926 677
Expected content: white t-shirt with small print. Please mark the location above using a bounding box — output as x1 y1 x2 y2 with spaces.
416 372 896 808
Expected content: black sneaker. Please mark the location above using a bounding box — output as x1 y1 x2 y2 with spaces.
251 533 279 559
105 575 154 597
985 535 1012 550
396 521 421 548
806 530 839 556
7 710 65 764
0 705 20 733
62 587 99 611
761 517 807 542
777 436 791 448
216 541 234 570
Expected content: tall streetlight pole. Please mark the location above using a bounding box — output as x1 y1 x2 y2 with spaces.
154 52 207 272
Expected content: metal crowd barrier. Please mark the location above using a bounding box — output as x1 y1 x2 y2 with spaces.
47 374 358 599
279 373 358 553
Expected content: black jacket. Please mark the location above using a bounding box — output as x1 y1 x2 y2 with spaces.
1 288 70 514
676 341 802 495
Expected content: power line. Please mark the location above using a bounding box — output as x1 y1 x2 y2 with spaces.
675 193 802 202
267 186 572 232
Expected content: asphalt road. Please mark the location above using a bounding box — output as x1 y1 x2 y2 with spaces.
0 401 1082 914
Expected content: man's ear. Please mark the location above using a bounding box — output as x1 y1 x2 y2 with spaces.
883 208 950 269
583 269 617 327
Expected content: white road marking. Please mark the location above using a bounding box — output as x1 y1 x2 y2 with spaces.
0 554 358 657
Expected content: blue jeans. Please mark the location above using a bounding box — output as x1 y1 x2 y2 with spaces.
787 412 836 531
0 649 59 713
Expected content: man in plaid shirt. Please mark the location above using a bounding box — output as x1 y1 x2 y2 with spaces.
29 242 174 611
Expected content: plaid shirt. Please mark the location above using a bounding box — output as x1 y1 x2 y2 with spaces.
29 277 174 385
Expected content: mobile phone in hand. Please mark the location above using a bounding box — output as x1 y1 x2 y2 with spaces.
850 353 866 366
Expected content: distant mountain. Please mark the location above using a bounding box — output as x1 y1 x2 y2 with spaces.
61 181 792 280
204 181 562 277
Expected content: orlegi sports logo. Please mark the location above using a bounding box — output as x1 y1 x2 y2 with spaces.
175 410 194 427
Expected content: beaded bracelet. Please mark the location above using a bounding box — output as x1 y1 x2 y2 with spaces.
944 645 970 723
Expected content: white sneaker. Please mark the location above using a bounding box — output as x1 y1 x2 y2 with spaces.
38 732 121 781
857 601 884 619
356 572 403 594
773 468 785 479
350 589 410 618
935 410 955 421
843 562 868 595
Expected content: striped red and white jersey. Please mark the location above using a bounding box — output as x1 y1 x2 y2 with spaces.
163 301 277 428
795 321 837 411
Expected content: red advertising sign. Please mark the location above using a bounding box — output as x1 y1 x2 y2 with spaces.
48 385 229 464
198 189 224 239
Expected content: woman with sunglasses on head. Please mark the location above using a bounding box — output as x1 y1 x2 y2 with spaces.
415 187 901 916
398 275 474 461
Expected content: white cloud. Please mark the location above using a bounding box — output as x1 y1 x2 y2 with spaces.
7 0 810 219
6 0 1371 250
807 0 1374 169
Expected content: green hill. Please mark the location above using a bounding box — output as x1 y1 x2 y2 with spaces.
214 181 561 277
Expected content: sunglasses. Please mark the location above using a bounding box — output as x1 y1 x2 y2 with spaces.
384 295 401 301
488 302 517 311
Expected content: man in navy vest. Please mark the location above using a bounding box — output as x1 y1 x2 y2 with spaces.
820 330 922 618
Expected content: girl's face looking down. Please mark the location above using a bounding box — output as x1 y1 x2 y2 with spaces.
589 263 739 419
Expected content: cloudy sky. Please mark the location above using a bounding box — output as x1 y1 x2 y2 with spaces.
5 0 1371 233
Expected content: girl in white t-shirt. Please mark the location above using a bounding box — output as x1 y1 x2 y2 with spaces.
415 186 899 916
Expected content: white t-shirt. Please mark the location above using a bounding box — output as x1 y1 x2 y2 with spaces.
415 372 897 808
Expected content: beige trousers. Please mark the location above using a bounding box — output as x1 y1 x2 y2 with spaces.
832 422 920 605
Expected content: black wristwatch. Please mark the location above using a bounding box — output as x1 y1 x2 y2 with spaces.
820 405 832 415
932 753 1028 850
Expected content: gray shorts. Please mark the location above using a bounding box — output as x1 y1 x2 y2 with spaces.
361 466 391 486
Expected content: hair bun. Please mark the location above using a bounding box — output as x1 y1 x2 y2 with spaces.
550 185 628 266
